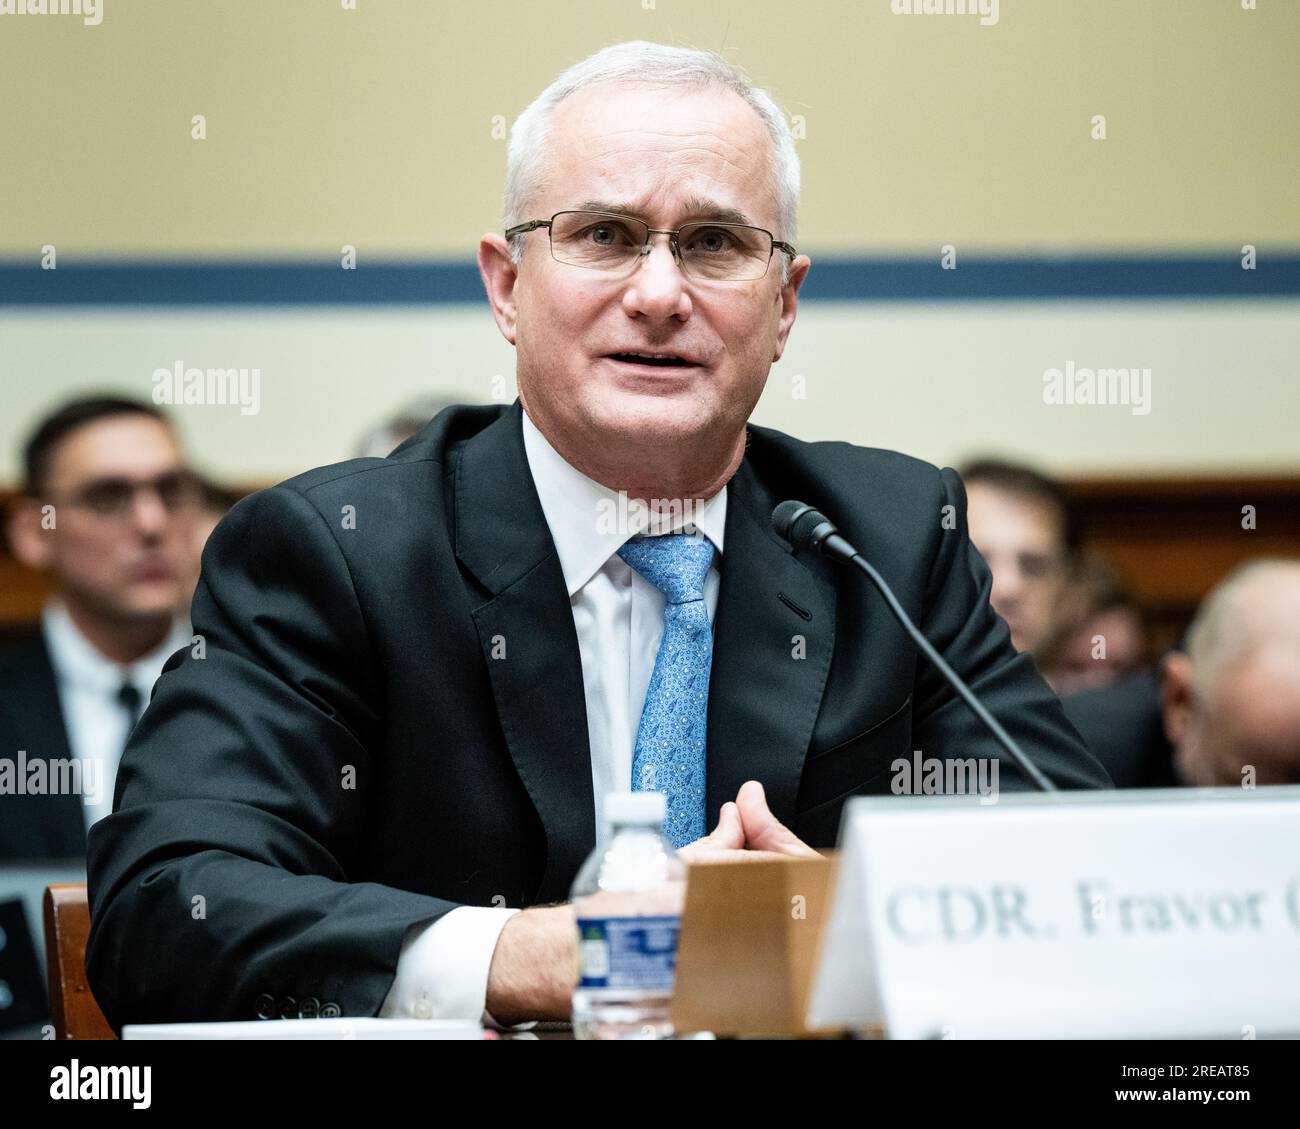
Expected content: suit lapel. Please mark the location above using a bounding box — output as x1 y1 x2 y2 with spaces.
707 453 837 826
0 631 87 858
453 402 596 903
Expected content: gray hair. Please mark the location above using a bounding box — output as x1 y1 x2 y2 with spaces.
501 40 800 286
1186 558 1300 693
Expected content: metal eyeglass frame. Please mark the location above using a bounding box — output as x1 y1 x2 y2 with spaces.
504 209 798 282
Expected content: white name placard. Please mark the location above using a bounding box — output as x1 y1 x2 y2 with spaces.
807 786 1300 1038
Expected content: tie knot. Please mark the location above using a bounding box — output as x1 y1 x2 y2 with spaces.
117 681 141 712
617 533 715 604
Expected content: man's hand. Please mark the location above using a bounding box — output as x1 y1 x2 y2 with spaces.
677 780 822 864
484 903 576 1026
486 780 819 1025
733 780 821 858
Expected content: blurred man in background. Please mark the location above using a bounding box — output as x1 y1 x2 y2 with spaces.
1161 558 1300 787
353 395 466 459
0 396 198 859
174 474 241 620
961 458 1078 658
1037 552 1145 696
1064 558 1300 788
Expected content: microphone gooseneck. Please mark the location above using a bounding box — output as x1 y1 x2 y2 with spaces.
772 499 1056 793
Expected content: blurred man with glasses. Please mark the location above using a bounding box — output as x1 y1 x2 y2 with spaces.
960 459 1078 658
1 397 198 859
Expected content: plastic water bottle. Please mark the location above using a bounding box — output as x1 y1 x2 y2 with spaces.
571 791 687 1039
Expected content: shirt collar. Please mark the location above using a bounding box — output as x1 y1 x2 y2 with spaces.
520 408 727 598
42 599 191 696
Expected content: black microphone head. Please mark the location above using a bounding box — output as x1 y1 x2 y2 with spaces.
771 500 812 544
772 500 838 552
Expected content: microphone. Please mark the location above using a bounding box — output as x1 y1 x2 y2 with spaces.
771 500 1056 792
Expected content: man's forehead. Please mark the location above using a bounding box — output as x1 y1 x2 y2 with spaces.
543 85 773 225
571 193 757 229
51 416 180 481
970 488 1064 545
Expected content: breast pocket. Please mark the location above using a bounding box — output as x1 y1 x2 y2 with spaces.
795 692 913 817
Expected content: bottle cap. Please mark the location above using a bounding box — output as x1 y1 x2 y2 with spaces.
604 791 666 826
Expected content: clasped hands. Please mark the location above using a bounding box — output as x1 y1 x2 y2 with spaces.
676 779 822 863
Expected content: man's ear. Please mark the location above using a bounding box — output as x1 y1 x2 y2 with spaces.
5 498 53 572
477 233 521 347
1160 650 1196 753
770 254 811 363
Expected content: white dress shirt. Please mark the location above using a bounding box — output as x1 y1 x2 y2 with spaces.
380 408 726 1025
41 600 192 835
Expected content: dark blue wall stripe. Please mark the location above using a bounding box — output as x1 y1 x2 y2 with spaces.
0 262 485 306
1 256 1297 306
807 256 1300 301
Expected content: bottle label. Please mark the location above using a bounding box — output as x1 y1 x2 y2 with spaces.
576 915 680 991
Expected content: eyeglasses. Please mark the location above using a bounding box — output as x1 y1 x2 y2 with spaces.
505 210 798 283
45 471 204 521
982 547 1069 583
1012 550 1068 581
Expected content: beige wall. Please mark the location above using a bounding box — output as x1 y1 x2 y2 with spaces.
1 0 1297 485
2 299 1296 484
2 0 1296 257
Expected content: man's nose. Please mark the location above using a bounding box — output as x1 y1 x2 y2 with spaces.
988 557 1024 607
130 487 171 536
623 234 689 316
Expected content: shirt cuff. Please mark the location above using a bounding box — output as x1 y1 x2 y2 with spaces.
379 906 536 1030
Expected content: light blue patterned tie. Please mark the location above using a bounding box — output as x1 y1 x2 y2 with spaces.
617 532 715 849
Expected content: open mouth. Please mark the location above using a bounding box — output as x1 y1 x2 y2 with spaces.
606 352 696 369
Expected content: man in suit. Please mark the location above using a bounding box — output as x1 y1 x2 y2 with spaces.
86 40 1108 1032
1062 667 1178 788
0 397 197 860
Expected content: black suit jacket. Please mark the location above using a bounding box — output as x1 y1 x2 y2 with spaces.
85 401 1109 1029
0 628 88 860
1062 668 1180 788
